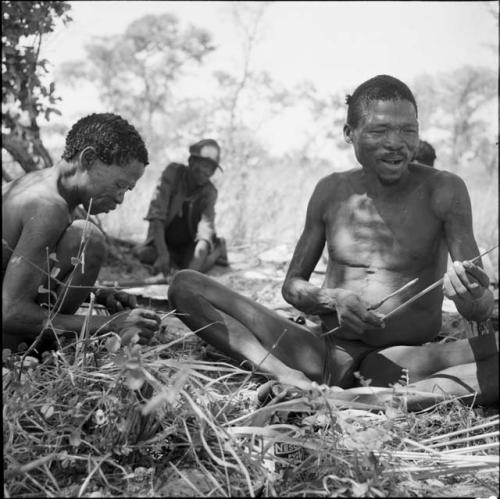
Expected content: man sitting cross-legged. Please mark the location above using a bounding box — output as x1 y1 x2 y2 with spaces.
168 75 497 411
2 113 161 355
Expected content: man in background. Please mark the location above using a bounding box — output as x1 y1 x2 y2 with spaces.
136 139 228 278
413 139 436 167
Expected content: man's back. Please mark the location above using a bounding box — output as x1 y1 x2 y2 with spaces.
2 169 71 274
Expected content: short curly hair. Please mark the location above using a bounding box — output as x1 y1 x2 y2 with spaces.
62 113 149 166
346 75 418 128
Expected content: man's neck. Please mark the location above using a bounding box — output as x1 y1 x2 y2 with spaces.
56 161 81 211
361 168 412 200
184 167 201 195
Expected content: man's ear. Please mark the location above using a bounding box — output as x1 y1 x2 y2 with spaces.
79 147 98 170
343 124 353 144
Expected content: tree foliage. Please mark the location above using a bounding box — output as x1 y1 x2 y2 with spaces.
2 1 72 178
413 66 497 173
58 13 215 148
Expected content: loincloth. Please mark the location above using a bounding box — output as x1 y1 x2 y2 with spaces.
321 333 382 388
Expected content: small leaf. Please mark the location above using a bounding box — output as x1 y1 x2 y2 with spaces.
69 429 81 447
41 404 54 419
50 266 61 278
94 409 107 426
48 252 59 262
105 334 121 353
125 369 145 391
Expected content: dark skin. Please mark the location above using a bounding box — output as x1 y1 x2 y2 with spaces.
151 157 223 276
168 98 497 410
2 147 161 352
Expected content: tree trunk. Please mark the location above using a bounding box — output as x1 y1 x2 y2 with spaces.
2 132 39 173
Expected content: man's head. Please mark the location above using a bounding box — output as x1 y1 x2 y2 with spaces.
187 139 222 187
62 113 148 214
343 75 420 185
414 140 436 167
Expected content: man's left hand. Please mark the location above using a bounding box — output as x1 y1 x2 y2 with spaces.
443 260 490 302
95 288 137 313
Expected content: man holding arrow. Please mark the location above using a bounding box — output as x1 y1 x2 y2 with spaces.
168 75 497 410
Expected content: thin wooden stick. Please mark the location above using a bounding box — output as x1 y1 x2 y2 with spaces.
321 245 498 337
426 430 499 448
367 278 419 311
383 245 499 320
420 417 499 443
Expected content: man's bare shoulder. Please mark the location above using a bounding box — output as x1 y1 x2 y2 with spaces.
409 165 470 218
3 170 71 225
313 168 361 198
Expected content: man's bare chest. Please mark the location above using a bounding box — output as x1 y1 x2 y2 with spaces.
325 192 442 269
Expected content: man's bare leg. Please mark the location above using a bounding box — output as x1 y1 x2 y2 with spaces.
359 332 498 384
351 333 499 409
168 270 327 388
39 220 107 314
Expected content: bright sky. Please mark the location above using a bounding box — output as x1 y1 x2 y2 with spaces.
41 0 498 154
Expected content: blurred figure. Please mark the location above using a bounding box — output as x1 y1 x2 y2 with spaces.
413 139 436 167
136 139 228 278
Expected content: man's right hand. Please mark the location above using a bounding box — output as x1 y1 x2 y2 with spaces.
153 252 171 275
108 308 161 345
333 289 385 335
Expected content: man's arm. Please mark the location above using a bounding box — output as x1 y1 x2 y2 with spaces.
3 204 161 348
2 203 105 342
194 186 217 251
282 179 340 315
435 172 494 321
145 165 176 273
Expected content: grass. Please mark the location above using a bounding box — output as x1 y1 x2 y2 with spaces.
2 228 499 497
3 306 499 497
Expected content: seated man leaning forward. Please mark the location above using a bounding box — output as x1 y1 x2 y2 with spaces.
2 113 161 355
136 139 228 277
168 75 498 411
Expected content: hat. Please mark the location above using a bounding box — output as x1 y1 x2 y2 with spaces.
189 139 222 171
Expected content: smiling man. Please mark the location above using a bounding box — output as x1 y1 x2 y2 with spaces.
136 139 228 277
168 75 497 410
2 113 161 354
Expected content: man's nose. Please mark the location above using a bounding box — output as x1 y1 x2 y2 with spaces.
115 191 126 204
384 130 405 148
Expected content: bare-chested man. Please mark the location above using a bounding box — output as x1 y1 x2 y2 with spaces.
3 113 161 354
168 75 497 410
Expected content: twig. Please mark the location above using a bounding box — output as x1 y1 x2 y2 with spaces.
383 245 498 320
323 245 498 336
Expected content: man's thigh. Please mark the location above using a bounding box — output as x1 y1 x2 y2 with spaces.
169 270 328 382
324 337 381 388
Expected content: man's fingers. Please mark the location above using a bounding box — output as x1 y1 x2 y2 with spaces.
463 261 490 288
447 264 469 296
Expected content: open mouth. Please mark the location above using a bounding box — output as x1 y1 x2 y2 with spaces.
379 157 405 168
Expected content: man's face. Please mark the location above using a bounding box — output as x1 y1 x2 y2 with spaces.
83 158 145 214
344 99 419 185
189 157 217 187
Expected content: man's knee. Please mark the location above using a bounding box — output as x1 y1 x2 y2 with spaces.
168 269 203 308
136 244 157 265
60 220 107 264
